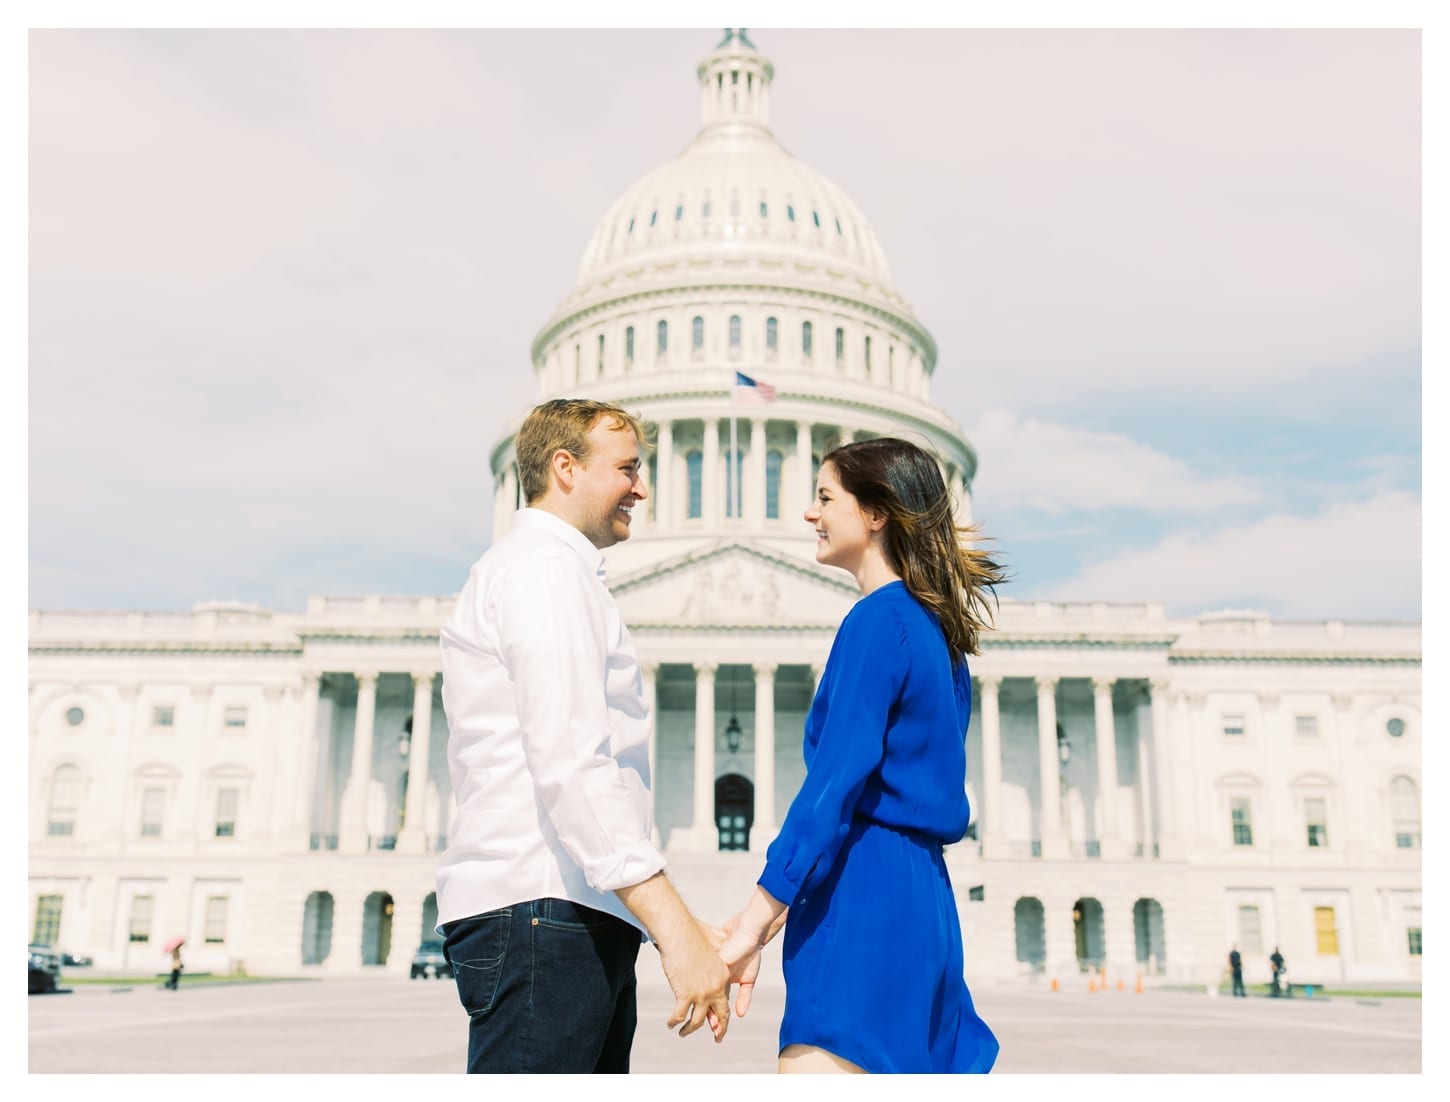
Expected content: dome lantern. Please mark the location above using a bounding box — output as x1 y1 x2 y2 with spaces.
697 28 773 132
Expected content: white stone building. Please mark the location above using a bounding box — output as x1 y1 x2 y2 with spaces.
28 32 1421 987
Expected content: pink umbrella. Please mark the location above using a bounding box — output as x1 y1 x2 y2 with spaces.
162 936 185 954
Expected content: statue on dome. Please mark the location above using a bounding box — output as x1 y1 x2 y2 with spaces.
717 28 756 49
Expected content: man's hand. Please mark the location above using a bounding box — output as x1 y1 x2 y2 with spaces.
720 913 763 1017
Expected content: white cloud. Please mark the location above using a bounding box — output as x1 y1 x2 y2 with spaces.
1044 490 1421 619
967 410 1265 514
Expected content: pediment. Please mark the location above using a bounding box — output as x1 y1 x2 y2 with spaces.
610 541 858 629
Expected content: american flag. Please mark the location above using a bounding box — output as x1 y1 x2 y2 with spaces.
732 370 778 405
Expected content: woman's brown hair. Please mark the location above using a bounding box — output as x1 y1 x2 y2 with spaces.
823 438 1007 658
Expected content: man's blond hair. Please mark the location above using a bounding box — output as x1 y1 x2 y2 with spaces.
515 398 649 504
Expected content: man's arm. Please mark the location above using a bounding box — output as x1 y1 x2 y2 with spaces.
616 873 732 1041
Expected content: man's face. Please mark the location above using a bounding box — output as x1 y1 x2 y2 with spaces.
570 418 648 549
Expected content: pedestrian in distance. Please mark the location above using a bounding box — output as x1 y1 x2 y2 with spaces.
1270 946 1287 997
718 437 1006 1074
164 941 184 990
1228 945 1245 997
436 398 734 1074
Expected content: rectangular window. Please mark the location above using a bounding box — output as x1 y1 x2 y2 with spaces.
1294 714 1319 738
802 320 813 360
835 327 844 364
968 885 985 902
1313 906 1339 956
1396 831 1421 849
1221 714 1246 737
204 896 229 944
33 894 63 947
1237 905 1263 954
214 788 240 839
597 333 605 374
223 705 248 730
625 325 634 364
139 786 166 838
1231 798 1253 846
1305 797 1328 848
657 320 668 356
864 334 872 370
153 705 175 729
128 895 154 944
1407 927 1422 956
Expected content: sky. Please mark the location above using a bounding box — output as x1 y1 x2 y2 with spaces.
23 14 1430 623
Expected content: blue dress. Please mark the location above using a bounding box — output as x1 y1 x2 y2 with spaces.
758 581 999 1073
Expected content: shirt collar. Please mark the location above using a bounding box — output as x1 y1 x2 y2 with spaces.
512 508 608 579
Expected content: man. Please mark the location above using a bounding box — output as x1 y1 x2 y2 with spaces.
1269 946 1286 997
1228 945 1245 997
436 398 733 1073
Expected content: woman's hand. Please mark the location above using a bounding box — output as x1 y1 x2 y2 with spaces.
717 887 786 1017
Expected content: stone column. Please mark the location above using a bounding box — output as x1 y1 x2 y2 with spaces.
1259 690 1291 853
1135 703 1154 857
1103 896 1136 982
751 662 778 849
748 417 767 527
796 420 814 506
176 681 211 844
339 673 379 852
655 420 674 531
641 662 661 847
703 420 721 527
386 894 426 977
398 673 435 853
1148 679 1178 858
260 683 288 843
687 663 719 846
1330 693 1364 858
978 676 1008 858
326 891 364 974
1092 677 1124 858
295 673 323 846
1036 677 1067 858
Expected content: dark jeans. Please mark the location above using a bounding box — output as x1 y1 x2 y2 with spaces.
165 969 181 990
441 898 642 1074
1231 970 1245 997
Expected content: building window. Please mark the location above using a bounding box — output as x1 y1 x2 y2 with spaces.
128 895 154 944
657 320 668 357
648 209 657 227
153 705 175 729
759 199 768 218
627 216 635 233
33 894 63 947
1237 905 1263 954
692 316 705 358
1230 798 1253 846
674 202 683 221
1386 716 1406 738
597 333 605 374
835 216 843 235
1221 714 1246 738
1407 927 1422 956
223 705 248 731
686 450 703 519
864 335 872 371
65 706 85 727
625 325 634 365
967 885 985 902
1390 776 1421 848
728 315 741 359
725 448 744 518
787 203 795 221
139 786 166 838
765 317 778 359
702 193 712 219
214 787 240 839
812 209 821 227
802 320 813 361
1294 714 1319 739
1313 906 1339 956
47 764 81 837
835 327 844 365
1304 797 1328 848
204 896 229 944
766 449 783 519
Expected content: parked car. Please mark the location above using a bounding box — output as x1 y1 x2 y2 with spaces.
410 938 451 980
28 945 61 995
60 951 92 967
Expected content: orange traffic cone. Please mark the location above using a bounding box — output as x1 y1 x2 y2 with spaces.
1088 977 1097 992
1134 972 1143 994
1050 976 1059 992
1117 978 1124 991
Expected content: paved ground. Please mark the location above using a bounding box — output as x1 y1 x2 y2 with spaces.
29 968 1422 1076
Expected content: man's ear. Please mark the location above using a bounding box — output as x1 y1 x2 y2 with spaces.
550 449 578 492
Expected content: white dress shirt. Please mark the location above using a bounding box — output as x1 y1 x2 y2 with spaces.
435 508 665 936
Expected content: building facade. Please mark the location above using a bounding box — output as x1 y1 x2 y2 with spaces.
29 32 1421 986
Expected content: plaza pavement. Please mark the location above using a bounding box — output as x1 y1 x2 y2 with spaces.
28 964 1422 1077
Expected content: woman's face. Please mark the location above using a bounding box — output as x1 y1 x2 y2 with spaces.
803 461 876 574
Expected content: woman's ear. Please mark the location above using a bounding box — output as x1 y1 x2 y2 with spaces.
865 507 888 532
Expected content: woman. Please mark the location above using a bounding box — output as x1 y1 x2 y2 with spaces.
719 438 1005 1074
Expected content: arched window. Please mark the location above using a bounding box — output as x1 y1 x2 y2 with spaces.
47 764 81 837
657 320 668 358
624 325 634 365
725 448 744 518
1391 776 1421 848
686 450 703 519
728 315 741 359
692 316 705 358
802 320 813 361
766 449 783 519
765 317 778 359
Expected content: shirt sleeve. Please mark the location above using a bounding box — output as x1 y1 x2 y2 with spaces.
757 599 910 907
494 550 666 894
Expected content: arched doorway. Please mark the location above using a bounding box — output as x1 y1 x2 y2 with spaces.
1073 897 1106 972
1133 898 1166 974
715 773 754 851
1014 897 1046 973
301 891 334 965
362 891 394 966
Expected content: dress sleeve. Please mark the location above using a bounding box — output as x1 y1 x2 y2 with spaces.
757 599 910 906
495 552 666 894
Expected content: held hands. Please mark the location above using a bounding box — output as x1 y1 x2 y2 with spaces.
658 918 733 1043
717 886 787 1018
